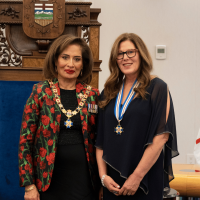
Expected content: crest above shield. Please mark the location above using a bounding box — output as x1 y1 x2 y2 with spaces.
23 0 65 39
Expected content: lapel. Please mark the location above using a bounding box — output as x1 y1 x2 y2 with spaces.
75 82 89 138
47 78 61 142
75 81 85 105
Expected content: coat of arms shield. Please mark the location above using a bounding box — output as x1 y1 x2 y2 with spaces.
34 3 53 26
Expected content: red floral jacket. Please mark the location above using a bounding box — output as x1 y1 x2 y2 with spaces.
18 78 100 193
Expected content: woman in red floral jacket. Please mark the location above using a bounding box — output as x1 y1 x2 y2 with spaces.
18 35 101 200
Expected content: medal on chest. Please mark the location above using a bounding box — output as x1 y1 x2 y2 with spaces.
63 110 74 128
114 79 139 135
48 80 91 129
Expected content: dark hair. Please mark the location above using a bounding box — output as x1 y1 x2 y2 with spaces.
99 33 153 108
43 34 93 84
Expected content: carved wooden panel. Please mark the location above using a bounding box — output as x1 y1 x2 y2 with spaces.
65 2 91 24
66 6 90 23
0 1 22 23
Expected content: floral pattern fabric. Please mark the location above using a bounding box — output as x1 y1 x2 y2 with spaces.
18 78 100 192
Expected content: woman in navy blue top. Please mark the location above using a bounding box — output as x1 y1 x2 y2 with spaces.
95 33 179 200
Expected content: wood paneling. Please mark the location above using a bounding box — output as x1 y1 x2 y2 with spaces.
0 67 99 88
0 67 45 81
23 57 44 68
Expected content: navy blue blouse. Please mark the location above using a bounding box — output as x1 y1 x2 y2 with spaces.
95 78 179 195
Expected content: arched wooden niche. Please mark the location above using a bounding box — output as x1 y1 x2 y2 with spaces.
0 0 102 89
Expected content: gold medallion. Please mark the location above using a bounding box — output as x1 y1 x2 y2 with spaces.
115 122 124 135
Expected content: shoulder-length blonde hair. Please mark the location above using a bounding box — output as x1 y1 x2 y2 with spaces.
43 34 93 84
99 33 153 108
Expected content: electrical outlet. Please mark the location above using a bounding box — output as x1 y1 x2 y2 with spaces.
187 154 195 164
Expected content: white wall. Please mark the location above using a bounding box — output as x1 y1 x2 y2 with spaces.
90 0 200 164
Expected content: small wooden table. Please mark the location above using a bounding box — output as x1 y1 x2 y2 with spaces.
169 164 200 197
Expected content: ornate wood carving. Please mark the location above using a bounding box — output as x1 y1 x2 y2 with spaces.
68 7 87 20
0 5 19 18
82 26 89 43
66 4 90 23
0 24 22 66
0 1 22 23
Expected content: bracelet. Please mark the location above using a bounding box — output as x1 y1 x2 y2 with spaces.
101 175 107 187
25 185 35 192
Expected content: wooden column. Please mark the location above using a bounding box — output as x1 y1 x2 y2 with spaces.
89 8 102 89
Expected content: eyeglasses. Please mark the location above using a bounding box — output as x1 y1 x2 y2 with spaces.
116 49 138 60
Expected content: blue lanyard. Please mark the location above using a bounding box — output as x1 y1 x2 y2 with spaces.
114 79 137 121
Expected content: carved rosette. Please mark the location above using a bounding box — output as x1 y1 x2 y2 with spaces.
0 24 22 67
0 5 19 19
82 26 89 43
68 7 87 20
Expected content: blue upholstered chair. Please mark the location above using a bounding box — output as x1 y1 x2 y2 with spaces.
0 81 38 200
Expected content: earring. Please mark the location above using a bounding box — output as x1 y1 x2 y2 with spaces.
55 66 57 72
80 69 83 76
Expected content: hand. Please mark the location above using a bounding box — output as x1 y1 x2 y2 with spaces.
24 184 40 200
103 176 120 196
118 173 141 196
99 187 103 200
